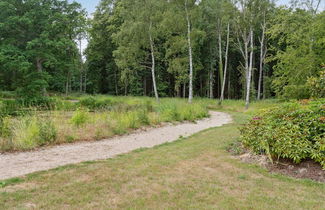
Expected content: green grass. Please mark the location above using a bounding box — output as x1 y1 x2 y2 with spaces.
0 97 209 151
1 101 324 209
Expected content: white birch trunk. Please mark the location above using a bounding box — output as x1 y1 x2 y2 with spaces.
219 22 230 104
185 0 193 103
218 20 223 100
79 39 83 93
245 28 254 109
149 21 159 102
257 17 266 100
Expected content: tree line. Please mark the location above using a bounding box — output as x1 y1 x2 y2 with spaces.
0 0 324 106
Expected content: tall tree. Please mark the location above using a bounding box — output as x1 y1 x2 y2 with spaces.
0 0 86 99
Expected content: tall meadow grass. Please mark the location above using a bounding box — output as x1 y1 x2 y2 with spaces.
0 96 210 152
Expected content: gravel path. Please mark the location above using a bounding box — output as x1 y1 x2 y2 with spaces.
0 111 232 180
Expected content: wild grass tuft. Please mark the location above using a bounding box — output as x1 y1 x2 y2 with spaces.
70 108 89 127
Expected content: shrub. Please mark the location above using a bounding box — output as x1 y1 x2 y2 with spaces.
240 100 325 168
11 118 40 150
308 70 325 98
180 103 209 121
38 119 57 145
157 102 181 122
53 98 77 111
78 97 112 110
0 116 57 151
0 91 16 99
70 108 89 127
0 117 11 138
16 71 50 107
137 109 150 125
0 100 24 116
282 85 311 100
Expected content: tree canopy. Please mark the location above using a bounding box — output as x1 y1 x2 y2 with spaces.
1 0 324 105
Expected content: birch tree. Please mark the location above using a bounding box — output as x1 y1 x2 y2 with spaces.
185 0 194 103
219 22 230 104
113 0 163 101
235 0 256 109
257 12 267 100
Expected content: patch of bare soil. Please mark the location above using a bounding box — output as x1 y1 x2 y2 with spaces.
237 153 325 183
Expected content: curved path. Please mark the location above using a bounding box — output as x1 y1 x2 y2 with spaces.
0 111 232 180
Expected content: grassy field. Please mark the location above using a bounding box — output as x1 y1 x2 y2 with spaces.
0 96 209 151
1 100 324 209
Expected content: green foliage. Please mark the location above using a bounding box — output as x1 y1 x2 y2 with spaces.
38 120 57 145
0 116 57 151
70 108 89 127
78 97 113 110
0 91 16 99
157 100 209 122
137 109 150 125
0 100 23 117
269 9 325 99
0 0 87 98
240 100 325 168
308 70 325 98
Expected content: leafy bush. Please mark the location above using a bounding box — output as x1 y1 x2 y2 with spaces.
240 100 325 168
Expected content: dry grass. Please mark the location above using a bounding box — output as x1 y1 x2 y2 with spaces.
1 111 324 209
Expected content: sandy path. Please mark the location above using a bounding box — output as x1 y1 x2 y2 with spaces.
0 111 232 180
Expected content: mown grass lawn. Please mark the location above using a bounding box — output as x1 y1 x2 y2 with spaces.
1 108 324 209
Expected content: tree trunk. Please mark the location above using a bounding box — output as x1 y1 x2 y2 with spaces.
124 82 128 96
84 69 87 93
183 83 186 98
143 76 147 96
263 66 266 100
114 69 118 95
200 75 203 97
79 39 83 93
257 18 266 100
218 19 224 103
65 76 69 96
245 28 254 110
185 0 193 103
228 68 231 99
36 58 43 73
36 57 46 95
219 22 230 105
149 21 159 102
209 64 214 99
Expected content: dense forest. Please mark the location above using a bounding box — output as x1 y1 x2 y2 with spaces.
0 0 324 107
